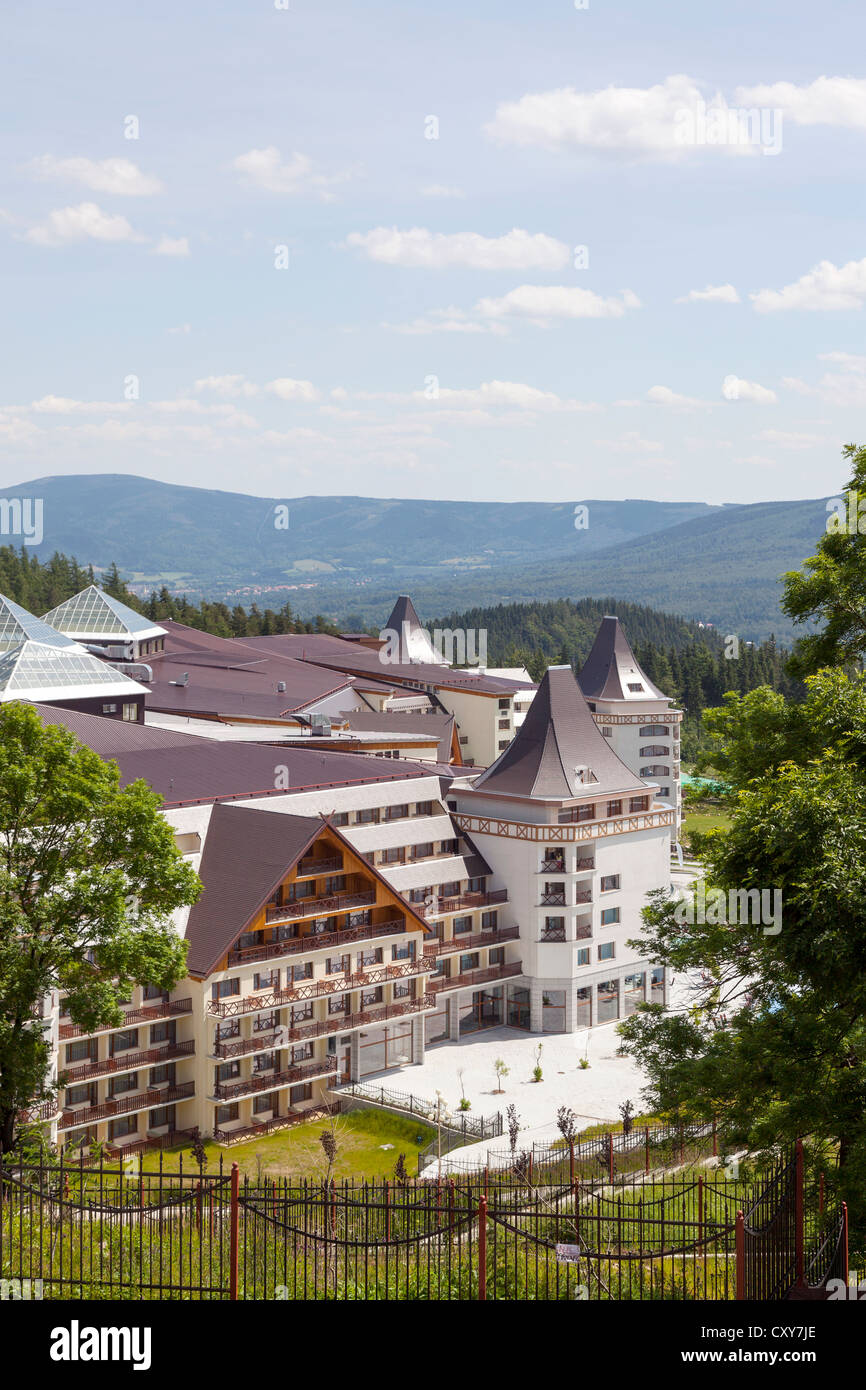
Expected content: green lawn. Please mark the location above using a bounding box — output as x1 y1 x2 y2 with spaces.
139 1107 434 1181
681 800 731 850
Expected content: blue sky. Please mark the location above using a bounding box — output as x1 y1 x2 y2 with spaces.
1 0 865 505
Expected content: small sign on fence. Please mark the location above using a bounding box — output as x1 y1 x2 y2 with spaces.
555 1244 582 1264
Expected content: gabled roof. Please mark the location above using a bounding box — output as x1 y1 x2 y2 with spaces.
184 803 430 976
42 585 167 642
0 593 80 652
341 710 458 762
472 664 645 800
577 615 666 702
0 640 148 702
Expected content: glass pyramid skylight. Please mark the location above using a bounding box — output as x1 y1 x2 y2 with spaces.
0 594 80 653
0 640 142 695
43 585 159 639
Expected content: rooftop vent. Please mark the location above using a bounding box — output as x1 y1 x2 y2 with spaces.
277 681 286 693
169 672 189 687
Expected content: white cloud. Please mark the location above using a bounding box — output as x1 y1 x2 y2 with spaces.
597 431 664 452
168 323 192 335
474 284 640 323
750 257 866 312
646 385 706 408
27 155 164 196
782 351 866 405
23 396 131 415
754 429 821 449
194 374 259 398
421 380 598 412
345 226 569 270
153 235 190 257
419 184 465 199
24 202 141 246
676 283 740 304
265 378 320 402
231 147 354 197
484 75 757 158
734 76 866 128
722 375 777 404
384 310 504 336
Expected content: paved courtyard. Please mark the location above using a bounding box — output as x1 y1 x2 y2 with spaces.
359 972 696 1167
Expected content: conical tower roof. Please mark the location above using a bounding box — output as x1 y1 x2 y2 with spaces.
473 665 645 799
577 615 665 702
382 594 448 665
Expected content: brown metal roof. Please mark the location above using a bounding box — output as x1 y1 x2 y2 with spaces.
341 710 457 761
472 665 646 800
577 616 666 701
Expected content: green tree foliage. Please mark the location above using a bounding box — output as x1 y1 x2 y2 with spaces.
783 442 866 677
0 704 201 1151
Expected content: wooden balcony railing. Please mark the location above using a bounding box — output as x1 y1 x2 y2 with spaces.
540 891 566 906
59 1081 195 1130
18 1098 60 1123
211 1055 337 1101
538 858 566 873
575 888 592 904
575 856 595 871
430 962 522 995
417 888 507 918
295 855 343 877
62 1038 195 1085
285 993 434 1042
208 956 435 1017
212 1106 342 1146
227 917 409 966
431 926 520 956
540 925 592 943
265 889 376 924
212 1031 279 1060
59 998 192 1041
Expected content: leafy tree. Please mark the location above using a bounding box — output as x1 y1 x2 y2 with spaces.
782 442 866 677
0 703 200 1151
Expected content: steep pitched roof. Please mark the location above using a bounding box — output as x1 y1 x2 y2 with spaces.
382 595 448 665
472 664 645 799
184 803 430 976
577 616 666 702
42 585 166 641
341 710 458 762
0 593 80 652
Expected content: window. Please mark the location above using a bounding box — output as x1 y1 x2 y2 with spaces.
640 766 670 777
658 787 670 797
441 880 461 896
254 1052 276 1072
459 953 480 973
288 962 313 984
544 916 565 934
290 1083 313 1106
381 846 406 864
639 725 670 737
291 1003 314 1024
640 745 669 757
410 842 434 860
558 804 595 824
598 942 615 961
357 948 382 969
489 947 505 966
392 941 415 961
331 812 349 826
122 703 138 721
498 740 510 750
102 703 117 714
414 801 433 816
149 1063 175 1086
481 910 498 930
606 800 622 817
216 1103 239 1125
454 915 473 936
66 1083 95 1107
254 970 279 992
65 1039 97 1064
108 1116 138 1139
143 985 168 1002
356 807 380 825
600 875 620 892
216 1020 240 1041
211 979 239 1001
110 1029 139 1054
324 876 344 894
600 726 612 738
329 996 349 1014
108 1072 138 1097
601 907 620 926
393 979 411 999
253 1093 275 1115
149 1105 174 1129
360 987 382 1007
629 796 649 813
385 804 409 821
577 948 590 966
498 698 510 710
292 1043 313 1063
217 1061 240 1082
627 682 644 692
326 955 349 975
467 876 486 892
255 1010 280 1033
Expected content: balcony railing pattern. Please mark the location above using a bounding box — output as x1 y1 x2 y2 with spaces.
212 1055 337 1101
212 1105 342 1146
538 858 565 873
212 1031 280 1060
540 891 566 906
417 888 507 918
295 855 343 877
59 1081 195 1130
286 993 434 1042
430 926 520 956
430 962 522 995
58 998 192 1041
227 917 409 966
265 889 376 924
540 925 592 943
62 1039 195 1085
208 956 435 1017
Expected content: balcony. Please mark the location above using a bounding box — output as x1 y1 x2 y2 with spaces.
538 858 566 874
286 992 434 1042
211 1055 337 1101
416 888 507 918
430 962 522 995
18 1098 60 1123
575 888 592 904
58 998 192 1041
227 917 410 966
431 925 520 956
212 1031 280 1060
575 856 595 872
295 855 343 878
265 889 376 924
538 924 591 943
213 1110 331 1145
539 891 566 906
62 1038 195 1085
59 1081 195 1131
208 956 436 1017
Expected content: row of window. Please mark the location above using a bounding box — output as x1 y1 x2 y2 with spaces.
215 1082 312 1126
329 801 438 827
558 796 649 824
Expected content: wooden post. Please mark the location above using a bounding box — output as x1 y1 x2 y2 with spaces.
478 1195 488 1301
229 1162 240 1301
735 1210 745 1300
795 1138 805 1287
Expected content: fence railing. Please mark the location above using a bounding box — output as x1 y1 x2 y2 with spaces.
0 1143 847 1301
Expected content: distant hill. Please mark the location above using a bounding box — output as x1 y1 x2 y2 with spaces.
0 474 826 642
